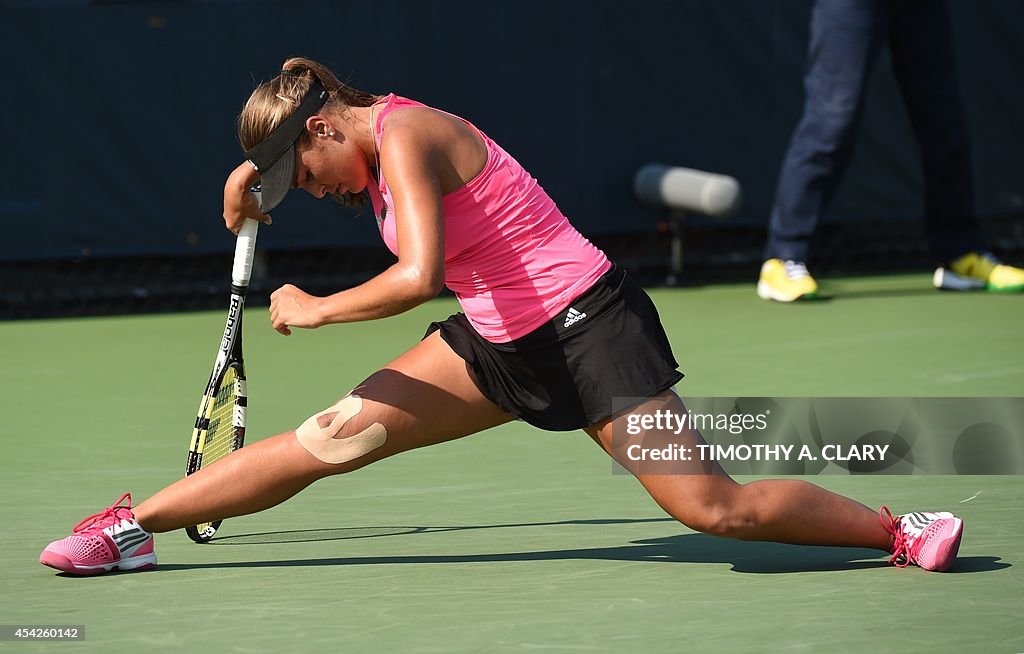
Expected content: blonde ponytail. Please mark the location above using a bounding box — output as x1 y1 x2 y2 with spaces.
237 57 378 152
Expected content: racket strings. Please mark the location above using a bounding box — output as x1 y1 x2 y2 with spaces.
192 369 242 535
203 368 241 465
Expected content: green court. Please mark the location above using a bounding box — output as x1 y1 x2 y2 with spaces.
2 273 1022 652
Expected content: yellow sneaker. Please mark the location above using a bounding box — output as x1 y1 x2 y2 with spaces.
757 259 819 302
933 252 1024 292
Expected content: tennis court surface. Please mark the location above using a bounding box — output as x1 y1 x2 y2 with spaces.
3 273 1021 652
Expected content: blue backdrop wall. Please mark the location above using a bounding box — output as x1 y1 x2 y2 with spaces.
1 0 1021 261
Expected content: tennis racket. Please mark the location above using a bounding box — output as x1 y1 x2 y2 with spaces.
184 213 259 543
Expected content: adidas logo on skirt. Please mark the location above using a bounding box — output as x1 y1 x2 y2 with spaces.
564 307 587 327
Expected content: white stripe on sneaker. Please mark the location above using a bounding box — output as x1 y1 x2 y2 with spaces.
783 260 811 279
933 267 986 290
104 520 150 554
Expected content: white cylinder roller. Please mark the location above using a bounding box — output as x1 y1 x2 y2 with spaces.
634 164 742 216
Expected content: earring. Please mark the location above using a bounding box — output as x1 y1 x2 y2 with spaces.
328 130 335 137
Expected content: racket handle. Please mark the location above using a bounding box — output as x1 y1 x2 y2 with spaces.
231 218 260 287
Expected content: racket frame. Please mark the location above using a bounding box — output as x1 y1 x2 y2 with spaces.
185 218 259 543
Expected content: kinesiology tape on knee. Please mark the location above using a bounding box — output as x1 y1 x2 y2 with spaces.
295 394 387 464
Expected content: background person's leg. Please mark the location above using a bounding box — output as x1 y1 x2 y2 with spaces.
888 0 983 261
764 0 889 263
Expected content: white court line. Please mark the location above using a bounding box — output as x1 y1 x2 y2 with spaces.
960 491 984 503
938 366 1024 384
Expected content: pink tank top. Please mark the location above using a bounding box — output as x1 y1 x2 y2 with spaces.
366 94 611 343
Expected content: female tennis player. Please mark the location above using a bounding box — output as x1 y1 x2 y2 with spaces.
40 57 963 576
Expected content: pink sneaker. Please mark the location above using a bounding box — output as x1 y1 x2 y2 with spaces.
40 493 156 576
880 506 963 572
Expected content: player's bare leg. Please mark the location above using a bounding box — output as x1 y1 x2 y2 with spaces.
586 391 892 550
132 330 512 532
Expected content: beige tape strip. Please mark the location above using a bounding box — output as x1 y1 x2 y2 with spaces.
295 394 387 464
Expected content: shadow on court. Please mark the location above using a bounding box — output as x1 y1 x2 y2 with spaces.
206 518 676 545
806 285 941 302
149 519 1009 575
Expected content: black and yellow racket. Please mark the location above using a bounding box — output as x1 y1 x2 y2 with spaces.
184 214 259 543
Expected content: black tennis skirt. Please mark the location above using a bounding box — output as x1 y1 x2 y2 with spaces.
425 265 684 431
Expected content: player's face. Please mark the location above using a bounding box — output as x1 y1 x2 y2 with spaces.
293 131 371 199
